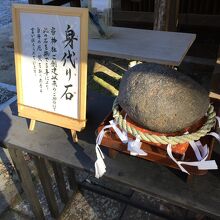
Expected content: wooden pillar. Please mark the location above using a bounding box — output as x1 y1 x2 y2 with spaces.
154 0 179 31
154 0 169 31
167 0 180 31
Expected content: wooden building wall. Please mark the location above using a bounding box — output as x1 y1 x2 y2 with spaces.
113 0 220 29
120 0 220 14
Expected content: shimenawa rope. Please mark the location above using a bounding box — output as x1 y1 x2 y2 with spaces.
112 97 216 145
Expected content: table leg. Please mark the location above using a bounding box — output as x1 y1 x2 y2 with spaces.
8 148 45 220
67 167 78 193
186 175 194 183
108 149 118 158
33 156 59 218
51 161 69 204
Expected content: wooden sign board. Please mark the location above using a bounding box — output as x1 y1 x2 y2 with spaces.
13 4 88 141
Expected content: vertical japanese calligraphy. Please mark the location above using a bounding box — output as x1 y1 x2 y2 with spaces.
51 27 58 111
43 27 49 91
61 25 78 101
30 28 37 76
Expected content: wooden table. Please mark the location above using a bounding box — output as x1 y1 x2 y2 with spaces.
89 27 196 66
0 90 220 219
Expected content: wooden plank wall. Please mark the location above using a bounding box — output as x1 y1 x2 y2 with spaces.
113 0 220 28
119 0 220 14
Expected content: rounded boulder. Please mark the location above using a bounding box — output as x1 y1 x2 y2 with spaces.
118 63 209 133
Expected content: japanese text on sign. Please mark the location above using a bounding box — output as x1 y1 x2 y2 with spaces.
20 13 81 119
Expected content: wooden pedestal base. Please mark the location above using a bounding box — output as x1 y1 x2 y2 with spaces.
98 112 216 176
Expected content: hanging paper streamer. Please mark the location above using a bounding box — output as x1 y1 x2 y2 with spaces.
95 144 106 178
95 120 128 178
109 120 128 143
166 115 220 174
127 136 147 156
95 120 147 178
167 142 218 175
95 123 111 178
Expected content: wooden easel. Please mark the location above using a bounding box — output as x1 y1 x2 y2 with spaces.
13 5 88 144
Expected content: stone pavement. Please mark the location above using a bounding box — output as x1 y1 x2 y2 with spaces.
0 19 215 219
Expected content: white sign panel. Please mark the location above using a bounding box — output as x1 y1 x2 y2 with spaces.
20 13 80 119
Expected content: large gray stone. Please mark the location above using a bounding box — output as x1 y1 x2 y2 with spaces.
118 63 209 133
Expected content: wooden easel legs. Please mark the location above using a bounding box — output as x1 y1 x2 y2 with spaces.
29 119 36 131
28 119 78 143
71 130 78 143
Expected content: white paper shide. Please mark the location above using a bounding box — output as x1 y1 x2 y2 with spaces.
20 13 80 119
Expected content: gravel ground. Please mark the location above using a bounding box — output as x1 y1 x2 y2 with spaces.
0 87 15 104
